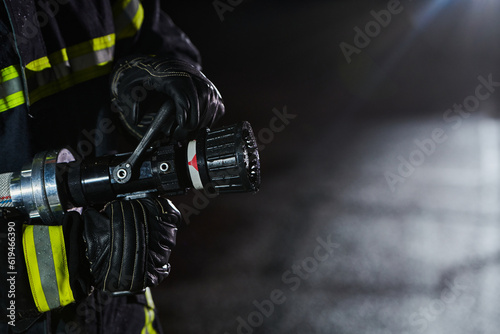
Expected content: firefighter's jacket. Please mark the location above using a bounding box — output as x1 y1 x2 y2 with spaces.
0 1 201 332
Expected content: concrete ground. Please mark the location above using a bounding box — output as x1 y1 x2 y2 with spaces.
155 1 500 333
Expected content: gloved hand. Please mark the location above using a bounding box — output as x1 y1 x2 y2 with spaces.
78 196 180 292
110 55 225 142
15 196 179 318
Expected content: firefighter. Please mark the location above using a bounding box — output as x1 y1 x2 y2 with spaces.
0 0 224 333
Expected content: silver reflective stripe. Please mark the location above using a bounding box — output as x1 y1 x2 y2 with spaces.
25 34 116 104
0 76 23 99
0 65 26 112
113 0 144 39
27 47 115 87
32 225 60 310
114 0 140 32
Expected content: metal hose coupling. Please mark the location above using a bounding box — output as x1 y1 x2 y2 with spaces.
8 149 75 225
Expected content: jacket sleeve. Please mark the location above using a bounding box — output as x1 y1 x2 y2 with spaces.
113 0 202 69
0 210 90 332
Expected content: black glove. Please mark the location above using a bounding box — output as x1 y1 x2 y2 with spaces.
110 55 225 141
73 196 180 293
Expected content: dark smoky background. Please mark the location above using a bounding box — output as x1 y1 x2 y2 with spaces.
155 1 500 333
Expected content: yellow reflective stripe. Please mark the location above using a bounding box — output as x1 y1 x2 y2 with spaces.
127 3 144 38
0 91 25 112
24 33 115 104
26 34 115 73
141 288 157 334
95 34 116 51
1 65 21 82
0 65 26 112
141 306 157 334
1 36 116 110
25 48 69 72
68 34 115 58
49 225 75 307
144 287 156 309
26 57 52 72
113 0 144 40
22 225 75 313
22 225 51 312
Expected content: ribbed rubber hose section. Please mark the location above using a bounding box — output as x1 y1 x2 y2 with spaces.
0 172 13 207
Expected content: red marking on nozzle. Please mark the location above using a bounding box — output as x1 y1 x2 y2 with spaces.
188 154 198 171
